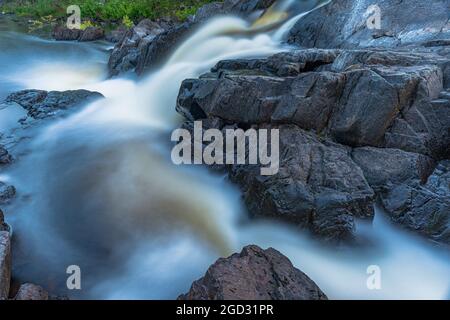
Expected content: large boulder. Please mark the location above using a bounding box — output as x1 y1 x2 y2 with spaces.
5 89 104 119
179 245 327 300
178 48 450 158
0 231 11 300
288 0 450 49
53 25 105 42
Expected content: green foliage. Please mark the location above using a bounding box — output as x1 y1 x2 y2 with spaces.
0 0 216 22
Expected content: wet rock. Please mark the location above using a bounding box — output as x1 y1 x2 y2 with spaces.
0 146 12 166
52 25 82 41
105 26 129 43
229 125 375 242
5 89 104 119
0 231 11 300
178 48 449 158
382 161 450 245
0 209 9 233
179 245 327 300
0 182 15 205
78 27 105 42
53 25 105 42
108 19 169 76
288 0 450 49
15 283 49 300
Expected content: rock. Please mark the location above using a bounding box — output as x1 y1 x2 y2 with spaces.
0 182 15 205
352 147 436 191
0 231 11 300
179 245 327 300
53 25 105 42
229 125 375 242
52 25 82 41
382 161 450 245
0 209 9 233
78 27 105 42
108 19 169 76
0 146 12 166
178 48 449 158
105 26 129 43
5 89 104 119
352 148 449 245
288 0 450 49
15 283 49 300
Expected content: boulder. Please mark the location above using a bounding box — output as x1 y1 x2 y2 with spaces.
179 245 327 300
108 19 169 76
0 231 11 300
5 89 104 119
178 48 449 158
288 0 450 49
52 25 82 41
0 146 12 166
0 182 15 205
78 27 105 42
15 284 49 300
381 161 450 245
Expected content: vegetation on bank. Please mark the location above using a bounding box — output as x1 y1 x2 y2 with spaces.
0 0 216 23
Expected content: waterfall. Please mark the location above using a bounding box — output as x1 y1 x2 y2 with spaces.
1 1 449 300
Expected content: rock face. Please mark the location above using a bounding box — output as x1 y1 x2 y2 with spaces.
176 44 450 243
179 245 327 300
15 284 49 300
288 0 450 49
108 0 276 76
0 231 11 300
53 25 104 42
5 89 104 119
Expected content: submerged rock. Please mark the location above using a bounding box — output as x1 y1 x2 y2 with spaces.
179 245 327 300
5 89 104 119
15 283 49 300
0 231 11 300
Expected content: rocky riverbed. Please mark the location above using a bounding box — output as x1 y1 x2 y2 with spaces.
0 0 449 300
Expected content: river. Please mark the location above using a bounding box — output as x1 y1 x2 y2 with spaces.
0 3 449 300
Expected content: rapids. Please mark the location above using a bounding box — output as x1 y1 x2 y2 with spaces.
0 0 449 299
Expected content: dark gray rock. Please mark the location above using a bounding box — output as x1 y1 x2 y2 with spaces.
0 230 11 300
288 0 450 49
105 26 129 43
382 161 450 245
52 25 82 41
5 89 104 119
0 182 15 205
179 245 327 300
78 27 105 42
108 19 169 76
228 125 375 242
0 146 12 166
0 209 9 233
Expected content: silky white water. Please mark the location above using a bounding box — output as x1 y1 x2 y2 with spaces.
1 1 449 300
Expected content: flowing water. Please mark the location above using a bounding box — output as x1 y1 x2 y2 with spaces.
0 1 449 300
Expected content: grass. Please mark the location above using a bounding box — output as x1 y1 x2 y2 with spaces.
0 0 217 23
